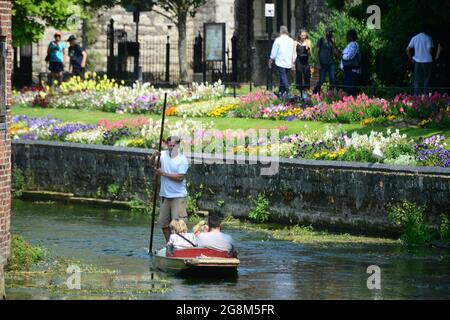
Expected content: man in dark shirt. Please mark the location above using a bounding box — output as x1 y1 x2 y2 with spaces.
313 28 340 94
67 35 87 77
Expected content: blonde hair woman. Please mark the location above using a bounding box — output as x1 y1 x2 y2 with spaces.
293 29 312 94
167 219 197 249
193 220 209 237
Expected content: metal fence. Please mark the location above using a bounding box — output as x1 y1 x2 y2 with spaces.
139 39 195 84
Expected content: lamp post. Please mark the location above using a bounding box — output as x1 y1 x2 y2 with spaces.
266 1 274 91
166 25 172 83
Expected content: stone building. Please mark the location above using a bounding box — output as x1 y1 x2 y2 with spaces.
0 0 12 300
235 0 330 85
13 0 330 87
14 0 236 85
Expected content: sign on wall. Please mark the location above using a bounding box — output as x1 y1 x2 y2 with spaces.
265 3 275 17
204 23 226 62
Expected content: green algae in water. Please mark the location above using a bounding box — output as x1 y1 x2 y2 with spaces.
6 255 171 299
220 216 400 247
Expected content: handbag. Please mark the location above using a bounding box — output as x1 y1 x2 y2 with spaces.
342 51 361 68
342 43 361 68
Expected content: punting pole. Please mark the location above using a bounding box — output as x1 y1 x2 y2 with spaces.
149 92 168 255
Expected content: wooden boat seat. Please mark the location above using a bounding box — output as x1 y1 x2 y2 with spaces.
166 247 237 258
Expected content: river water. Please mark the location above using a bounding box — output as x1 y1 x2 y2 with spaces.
6 200 450 300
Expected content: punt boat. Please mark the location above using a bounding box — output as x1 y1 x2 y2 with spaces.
152 247 240 276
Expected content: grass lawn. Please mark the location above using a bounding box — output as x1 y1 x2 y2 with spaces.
12 105 450 145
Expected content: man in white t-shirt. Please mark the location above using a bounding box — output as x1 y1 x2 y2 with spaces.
269 25 295 95
407 29 434 95
149 136 189 242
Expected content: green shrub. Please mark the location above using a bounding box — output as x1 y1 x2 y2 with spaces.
388 201 430 245
107 184 120 200
384 143 415 160
248 194 271 223
12 165 26 198
341 147 379 163
440 214 450 241
187 194 199 215
6 235 45 272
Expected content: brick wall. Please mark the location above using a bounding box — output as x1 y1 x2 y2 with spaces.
0 0 12 273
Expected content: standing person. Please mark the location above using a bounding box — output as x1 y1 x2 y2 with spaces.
293 29 312 96
67 35 87 78
406 27 434 96
47 32 66 85
268 26 295 96
341 29 361 96
149 136 189 242
313 27 340 94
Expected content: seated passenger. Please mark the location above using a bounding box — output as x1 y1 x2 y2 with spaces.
196 215 234 252
167 219 197 250
193 220 209 237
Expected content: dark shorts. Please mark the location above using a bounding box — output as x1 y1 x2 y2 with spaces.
49 61 64 73
71 65 85 77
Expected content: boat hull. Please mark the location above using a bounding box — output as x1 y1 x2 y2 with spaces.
152 248 240 276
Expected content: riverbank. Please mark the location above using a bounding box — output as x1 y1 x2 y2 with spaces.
5 234 169 299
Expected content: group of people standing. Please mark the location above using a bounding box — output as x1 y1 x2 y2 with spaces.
46 32 87 84
270 25 447 97
269 25 361 97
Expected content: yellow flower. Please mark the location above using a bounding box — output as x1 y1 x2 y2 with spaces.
387 115 396 121
419 119 430 127
361 118 376 126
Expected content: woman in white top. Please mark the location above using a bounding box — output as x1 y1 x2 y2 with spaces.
167 219 197 250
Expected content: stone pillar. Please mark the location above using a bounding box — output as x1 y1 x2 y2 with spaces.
235 0 255 83
290 0 296 35
0 0 12 300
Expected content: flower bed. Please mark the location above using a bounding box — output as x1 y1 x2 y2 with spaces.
11 115 449 168
14 75 450 128
14 74 227 114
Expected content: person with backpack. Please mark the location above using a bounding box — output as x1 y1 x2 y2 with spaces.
46 32 67 85
67 35 87 78
340 29 361 96
313 27 340 94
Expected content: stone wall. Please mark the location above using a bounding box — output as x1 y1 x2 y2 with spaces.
0 0 12 300
12 141 450 236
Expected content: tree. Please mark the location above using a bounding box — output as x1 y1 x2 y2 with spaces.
151 0 209 83
12 0 79 47
11 0 119 47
